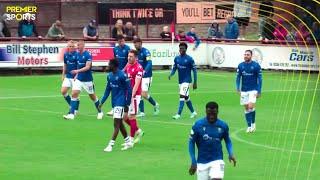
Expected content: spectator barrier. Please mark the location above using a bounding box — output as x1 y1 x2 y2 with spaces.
0 39 318 71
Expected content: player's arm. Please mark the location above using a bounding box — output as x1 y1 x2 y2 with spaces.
191 58 198 89
62 63 66 81
72 54 92 74
223 125 236 167
99 77 111 109
188 125 197 175
132 71 142 97
168 57 177 80
62 56 67 81
236 65 241 94
257 65 262 97
144 50 152 77
125 75 132 106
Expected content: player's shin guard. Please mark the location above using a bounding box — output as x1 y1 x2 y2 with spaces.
251 108 256 124
185 99 195 113
94 99 101 113
245 110 252 127
139 100 145 113
63 94 71 105
147 94 157 106
70 98 79 114
178 98 185 115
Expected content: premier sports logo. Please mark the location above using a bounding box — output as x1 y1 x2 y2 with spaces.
5 6 37 21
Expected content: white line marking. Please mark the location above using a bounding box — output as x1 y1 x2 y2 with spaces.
231 128 319 155
1 107 319 155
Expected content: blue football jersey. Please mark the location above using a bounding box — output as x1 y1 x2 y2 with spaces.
236 61 262 93
137 47 152 78
77 50 93 82
63 51 78 78
190 118 232 164
172 54 197 84
114 44 130 70
100 70 132 107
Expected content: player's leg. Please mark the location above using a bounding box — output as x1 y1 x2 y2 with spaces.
248 91 258 132
173 83 189 119
241 91 252 132
138 77 160 116
183 84 197 118
63 89 80 120
196 166 210 180
209 160 225 180
104 118 121 152
85 81 103 119
121 113 135 150
244 104 253 133
63 79 81 120
132 96 144 143
61 78 72 106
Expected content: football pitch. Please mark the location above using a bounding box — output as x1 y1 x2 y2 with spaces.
0 70 319 180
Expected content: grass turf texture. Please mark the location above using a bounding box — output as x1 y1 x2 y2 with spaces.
0 70 319 180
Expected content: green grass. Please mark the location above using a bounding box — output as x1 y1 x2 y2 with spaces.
0 70 319 180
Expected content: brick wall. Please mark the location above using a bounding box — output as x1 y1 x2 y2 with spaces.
0 1 268 39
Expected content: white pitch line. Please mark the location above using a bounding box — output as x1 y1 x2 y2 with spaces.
1 106 319 155
231 128 320 155
0 89 319 100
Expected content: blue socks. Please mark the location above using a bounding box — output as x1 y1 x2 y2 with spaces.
251 109 256 124
186 100 195 113
94 99 101 113
139 100 145 113
245 109 256 127
147 95 157 106
245 110 252 127
70 98 79 114
178 98 185 115
139 95 157 113
63 94 71 105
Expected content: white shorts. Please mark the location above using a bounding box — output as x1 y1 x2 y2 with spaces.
141 77 152 92
61 78 74 88
113 106 124 119
179 83 190 96
129 96 141 115
72 79 95 94
197 160 225 180
240 90 258 105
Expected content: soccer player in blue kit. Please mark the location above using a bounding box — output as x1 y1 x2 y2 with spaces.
63 41 103 120
107 35 131 116
169 42 197 120
236 50 262 133
189 101 236 180
61 40 78 110
133 38 160 117
99 59 133 152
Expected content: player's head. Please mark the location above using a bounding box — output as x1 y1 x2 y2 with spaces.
133 37 142 50
109 58 119 72
77 40 85 51
117 35 125 47
244 50 252 62
67 40 76 52
128 49 138 64
179 42 188 55
206 101 219 123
